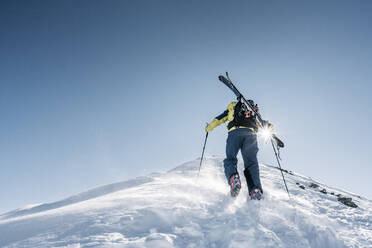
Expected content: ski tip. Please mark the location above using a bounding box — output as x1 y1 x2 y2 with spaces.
218 75 226 82
273 135 285 148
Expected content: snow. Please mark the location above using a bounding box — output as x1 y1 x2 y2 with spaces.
0 156 371 247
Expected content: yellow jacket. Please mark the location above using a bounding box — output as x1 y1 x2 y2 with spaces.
206 102 237 132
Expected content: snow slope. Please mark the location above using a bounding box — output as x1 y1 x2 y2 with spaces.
0 156 371 248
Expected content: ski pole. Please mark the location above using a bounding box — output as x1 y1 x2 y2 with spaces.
271 139 290 198
197 131 209 179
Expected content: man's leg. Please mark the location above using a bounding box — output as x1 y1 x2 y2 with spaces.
223 130 242 196
223 130 241 181
241 130 262 193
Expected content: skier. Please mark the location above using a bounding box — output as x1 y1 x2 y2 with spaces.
206 99 273 200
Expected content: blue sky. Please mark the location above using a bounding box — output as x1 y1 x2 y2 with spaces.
1 0 372 213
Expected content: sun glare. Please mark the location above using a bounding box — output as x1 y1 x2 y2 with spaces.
258 127 273 141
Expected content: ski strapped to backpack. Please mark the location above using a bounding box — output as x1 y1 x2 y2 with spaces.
218 72 290 198
218 73 284 148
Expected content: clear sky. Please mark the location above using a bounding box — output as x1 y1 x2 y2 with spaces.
1 0 372 214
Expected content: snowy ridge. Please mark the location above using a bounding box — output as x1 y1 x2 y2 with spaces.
0 156 371 247
0 177 153 221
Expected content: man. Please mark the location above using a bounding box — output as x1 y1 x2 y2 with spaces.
206 99 272 200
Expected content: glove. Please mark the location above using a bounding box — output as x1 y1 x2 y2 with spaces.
205 119 219 132
205 123 214 133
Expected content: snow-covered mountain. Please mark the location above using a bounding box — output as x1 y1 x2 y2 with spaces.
0 156 371 248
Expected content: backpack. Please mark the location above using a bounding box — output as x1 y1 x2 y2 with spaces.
227 101 258 130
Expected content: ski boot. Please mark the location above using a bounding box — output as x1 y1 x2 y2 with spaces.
250 188 263 200
229 174 241 197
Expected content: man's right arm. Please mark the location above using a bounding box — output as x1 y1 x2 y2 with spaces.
205 110 229 132
205 102 237 132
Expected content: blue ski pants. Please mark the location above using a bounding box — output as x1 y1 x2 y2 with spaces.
223 128 262 192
